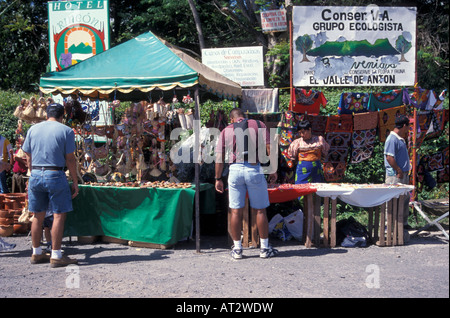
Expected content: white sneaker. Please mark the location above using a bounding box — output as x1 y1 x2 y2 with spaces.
231 245 243 259
260 245 279 258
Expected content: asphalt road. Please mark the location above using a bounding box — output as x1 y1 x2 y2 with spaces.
0 230 448 299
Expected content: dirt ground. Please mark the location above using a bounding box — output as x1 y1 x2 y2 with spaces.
0 229 448 299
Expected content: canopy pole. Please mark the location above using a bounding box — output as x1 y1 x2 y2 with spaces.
194 86 201 253
289 18 294 110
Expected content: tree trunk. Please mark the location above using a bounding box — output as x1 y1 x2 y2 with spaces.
187 0 206 51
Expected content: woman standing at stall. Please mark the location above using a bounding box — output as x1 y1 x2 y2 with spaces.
287 120 330 184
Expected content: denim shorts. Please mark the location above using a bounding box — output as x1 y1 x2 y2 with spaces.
28 169 73 213
228 162 270 209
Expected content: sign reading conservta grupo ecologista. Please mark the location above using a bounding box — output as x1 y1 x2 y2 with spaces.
293 6 416 87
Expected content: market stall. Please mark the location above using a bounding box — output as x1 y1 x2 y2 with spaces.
37 31 242 251
243 91 447 248
64 183 215 247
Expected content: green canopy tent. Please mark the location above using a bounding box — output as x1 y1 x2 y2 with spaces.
39 31 241 101
40 31 242 252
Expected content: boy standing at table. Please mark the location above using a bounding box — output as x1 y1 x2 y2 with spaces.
384 114 411 229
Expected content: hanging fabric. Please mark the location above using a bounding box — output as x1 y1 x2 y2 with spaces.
402 86 437 110
353 112 378 131
293 89 327 115
377 105 406 142
368 89 404 111
350 129 377 164
306 114 327 137
338 92 370 114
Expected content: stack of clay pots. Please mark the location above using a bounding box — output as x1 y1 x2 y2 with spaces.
0 193 29 237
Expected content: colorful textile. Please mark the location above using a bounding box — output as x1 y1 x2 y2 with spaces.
307 114 328 137
437 165 449 183
325 132 352 149
350 129 377 164
424 110 445 140
378 106 406 142
420 151 445 172
350 145 375 164
402 87 437 110
432 90 447 110
293 89 327 115
353 111 378 131
326 114 353 133
323 131 351 181
267 184 317 203
279 128 296 147
326 148 349 163
322 162 346 182
338 92 370 114
368 89 404 111
280 111 303 129
295 160 324 184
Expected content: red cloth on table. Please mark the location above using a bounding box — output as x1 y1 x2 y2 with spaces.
267 184 317 203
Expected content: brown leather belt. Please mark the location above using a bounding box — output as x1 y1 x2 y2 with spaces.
32 166 64 171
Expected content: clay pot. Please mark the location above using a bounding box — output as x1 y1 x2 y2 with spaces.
5 194 26 209
13 223 30 235
0 194 5 210
3 199 15 210
0 225 14 237
0 210 14 218
0 217 14 226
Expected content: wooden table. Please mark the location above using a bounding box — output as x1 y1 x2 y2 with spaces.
229 183 413 248
307 184 414 248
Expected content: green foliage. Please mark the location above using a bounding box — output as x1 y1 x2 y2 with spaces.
0 90 33 143
265 40 290 88
199 99 236 127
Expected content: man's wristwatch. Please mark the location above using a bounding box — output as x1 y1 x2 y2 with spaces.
215 177 222 181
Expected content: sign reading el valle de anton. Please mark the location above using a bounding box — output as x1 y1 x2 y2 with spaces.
293 6 417 87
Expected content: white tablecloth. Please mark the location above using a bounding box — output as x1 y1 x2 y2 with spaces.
312 184 415 208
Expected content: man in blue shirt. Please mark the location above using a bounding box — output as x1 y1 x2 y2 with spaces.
23 103 79 268
384 114 411 229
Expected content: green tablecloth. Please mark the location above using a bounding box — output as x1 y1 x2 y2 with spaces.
64 184 215 245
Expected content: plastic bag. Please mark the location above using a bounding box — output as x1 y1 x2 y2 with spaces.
268 213 283 234
284 209 304 241
269 214 292 241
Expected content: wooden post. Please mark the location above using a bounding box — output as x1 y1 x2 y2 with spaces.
393 198 398 246
398 195 405 245
289 19 294 110
330 198 337 248
304 193 314 248
323 197 330 247
387 199 393 246
374 205 380 243
194 86 201 253
379 202 386 246
368 207 374 241
313 193 321 246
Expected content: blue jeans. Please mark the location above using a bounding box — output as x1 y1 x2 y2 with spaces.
0 170 9 193
228 162 270 210
28 169 73 213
